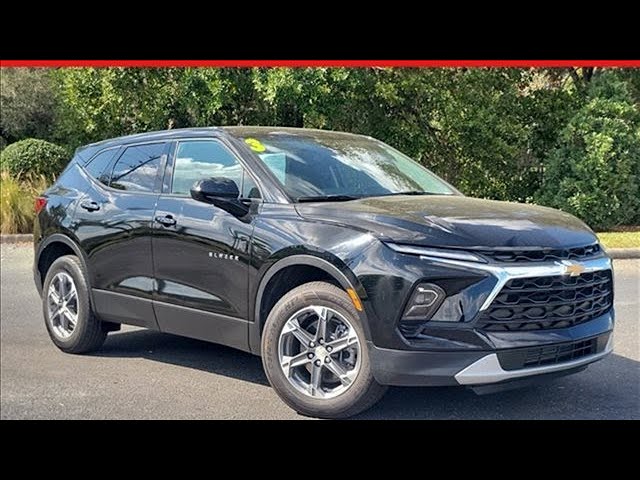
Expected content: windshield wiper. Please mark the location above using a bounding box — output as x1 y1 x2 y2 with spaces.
383 191 437 196
296 194 361 203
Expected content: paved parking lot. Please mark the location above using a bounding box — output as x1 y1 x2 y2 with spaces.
1 244 638 419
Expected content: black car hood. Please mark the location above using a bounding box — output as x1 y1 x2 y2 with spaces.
295 195 597 249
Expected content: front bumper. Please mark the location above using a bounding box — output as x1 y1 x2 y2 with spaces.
369 330 613 387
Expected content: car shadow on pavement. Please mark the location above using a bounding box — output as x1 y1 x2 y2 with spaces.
97 328 270 387
96 329 640 419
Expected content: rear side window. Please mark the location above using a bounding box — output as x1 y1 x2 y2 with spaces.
84 148 118 185
110 143 166 192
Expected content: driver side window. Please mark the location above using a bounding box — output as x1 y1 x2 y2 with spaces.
171 140 260 199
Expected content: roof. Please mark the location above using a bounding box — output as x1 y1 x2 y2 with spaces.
78 127 221 151
221 126 368 140
75 126 369 161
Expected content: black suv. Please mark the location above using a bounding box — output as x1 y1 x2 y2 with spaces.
34 127 614 418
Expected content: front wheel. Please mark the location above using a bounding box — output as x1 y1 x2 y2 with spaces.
262 282 387 418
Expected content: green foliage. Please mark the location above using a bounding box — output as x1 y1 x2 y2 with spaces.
2 66 638 230
0 68 59 143
250 68 577 202
612 68 640 104
0 139 68 179
537 73 640 230
0 171 50 234
54 68 226 147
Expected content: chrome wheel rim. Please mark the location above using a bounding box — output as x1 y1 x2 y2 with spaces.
278 306 361 399
46 272 79 339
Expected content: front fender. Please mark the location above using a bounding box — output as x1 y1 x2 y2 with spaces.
248 250 369 354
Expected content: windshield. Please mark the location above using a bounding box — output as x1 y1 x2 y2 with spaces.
232 130 457 201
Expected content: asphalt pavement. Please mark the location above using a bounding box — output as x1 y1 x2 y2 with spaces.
1 243 638 419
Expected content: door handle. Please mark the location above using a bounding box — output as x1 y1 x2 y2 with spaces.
155 214 177 227
80 201 100 212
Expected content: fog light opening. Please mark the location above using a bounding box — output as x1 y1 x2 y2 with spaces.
414 286 439 307
402 283 446 321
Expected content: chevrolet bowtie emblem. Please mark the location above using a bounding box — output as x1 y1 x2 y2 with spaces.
558 260 586 277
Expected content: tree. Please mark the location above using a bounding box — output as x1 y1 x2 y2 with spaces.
55 68 227 147
537 72 640 230
0 68 59 143
251 67 553 201
49 66 640 229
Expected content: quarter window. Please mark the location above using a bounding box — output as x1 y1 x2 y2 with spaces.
172 140 259 198
84 148 118 185
110 143 166 192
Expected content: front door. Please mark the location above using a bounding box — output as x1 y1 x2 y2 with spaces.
151 139 261 351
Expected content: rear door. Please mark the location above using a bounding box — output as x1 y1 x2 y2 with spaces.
74 142 169 328
151 138 261 351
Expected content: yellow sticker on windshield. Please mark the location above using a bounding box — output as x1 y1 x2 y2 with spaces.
244 138 266 153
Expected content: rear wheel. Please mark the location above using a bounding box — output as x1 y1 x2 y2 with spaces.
262 281 387 418
42 255 106 353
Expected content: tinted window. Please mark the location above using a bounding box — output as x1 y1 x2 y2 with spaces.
231 131 455 200
172 140 259 198
110 143 165 192
84 148 118 185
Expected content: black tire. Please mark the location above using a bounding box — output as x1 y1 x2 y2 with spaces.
42 255 107 353
262 281 387 419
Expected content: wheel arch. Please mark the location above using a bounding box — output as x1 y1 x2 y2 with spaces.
36 233 91 290
249 253 369 354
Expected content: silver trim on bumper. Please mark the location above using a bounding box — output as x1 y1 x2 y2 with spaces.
454 335 614 385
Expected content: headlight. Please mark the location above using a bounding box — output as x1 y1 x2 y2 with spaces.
402 283 446 321
385 243 486 263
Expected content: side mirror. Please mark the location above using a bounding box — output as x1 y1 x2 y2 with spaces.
190 177 249 217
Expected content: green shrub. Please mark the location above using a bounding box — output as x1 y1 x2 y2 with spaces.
0 171 49 234
0 138 68 179
537 73 640 230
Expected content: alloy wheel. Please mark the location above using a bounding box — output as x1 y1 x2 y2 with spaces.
46 272 79 339
278 306 361 399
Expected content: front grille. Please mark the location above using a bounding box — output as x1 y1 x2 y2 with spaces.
497 335 608 371
477 270 613 331
478 243 601 263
